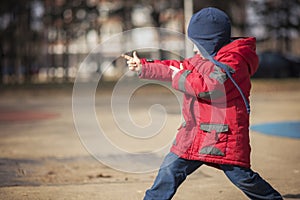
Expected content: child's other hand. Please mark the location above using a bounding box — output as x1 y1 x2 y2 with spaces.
121 51 141 72
169 63 183 79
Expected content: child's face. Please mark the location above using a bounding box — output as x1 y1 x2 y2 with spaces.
193 44 204 59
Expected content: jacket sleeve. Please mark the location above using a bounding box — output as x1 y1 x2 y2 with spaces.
138 59 182 81
171 61 228 101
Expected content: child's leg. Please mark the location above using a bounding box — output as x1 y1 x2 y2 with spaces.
220 165 283 200
144 152 203 200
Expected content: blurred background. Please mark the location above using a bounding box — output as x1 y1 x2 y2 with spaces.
1 1 300 198
0 0 300 85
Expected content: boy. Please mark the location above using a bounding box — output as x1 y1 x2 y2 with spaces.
122 7 282 200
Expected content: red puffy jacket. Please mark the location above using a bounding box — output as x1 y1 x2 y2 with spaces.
139 37 258 168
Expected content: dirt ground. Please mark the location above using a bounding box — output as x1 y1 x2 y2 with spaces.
0 79 299 200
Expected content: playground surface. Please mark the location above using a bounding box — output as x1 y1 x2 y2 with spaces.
0 79 299 200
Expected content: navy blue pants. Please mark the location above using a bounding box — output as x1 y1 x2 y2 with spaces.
144 152 282 200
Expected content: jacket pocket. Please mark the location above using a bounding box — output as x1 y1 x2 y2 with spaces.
199 123 229 157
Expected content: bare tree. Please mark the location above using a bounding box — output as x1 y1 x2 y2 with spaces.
248 0 300 53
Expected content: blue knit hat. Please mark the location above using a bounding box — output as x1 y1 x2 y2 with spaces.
188 7 231 56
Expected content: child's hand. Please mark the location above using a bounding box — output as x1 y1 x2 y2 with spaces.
169 63 184 79
121 51 141 72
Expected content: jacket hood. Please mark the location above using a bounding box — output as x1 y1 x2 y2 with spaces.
216 37 259 76
188 7 231 56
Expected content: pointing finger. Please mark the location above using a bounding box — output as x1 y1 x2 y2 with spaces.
121 54 133 60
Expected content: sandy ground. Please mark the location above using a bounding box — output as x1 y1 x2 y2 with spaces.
0 79 299 200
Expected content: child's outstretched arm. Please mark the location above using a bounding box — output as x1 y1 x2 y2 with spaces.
122 51 182 82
